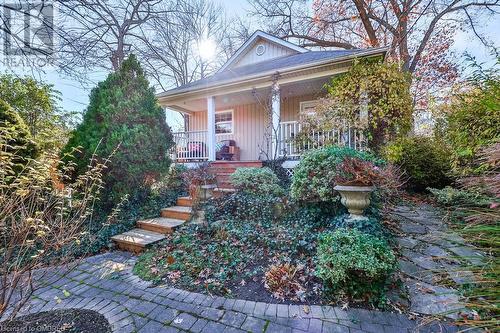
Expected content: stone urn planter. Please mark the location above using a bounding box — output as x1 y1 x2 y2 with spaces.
189 183 217 203
334 185 374 219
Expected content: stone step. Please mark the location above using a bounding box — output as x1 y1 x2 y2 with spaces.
137 217 185 234
160 206 193 220
177 196 193 207
111 228 166 253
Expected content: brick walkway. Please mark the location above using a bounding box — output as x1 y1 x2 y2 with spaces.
7 252 460 333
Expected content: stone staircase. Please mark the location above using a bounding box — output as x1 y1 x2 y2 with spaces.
111 196 193 253
111 161 263 253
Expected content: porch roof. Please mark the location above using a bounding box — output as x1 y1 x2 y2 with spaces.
157 47 387 100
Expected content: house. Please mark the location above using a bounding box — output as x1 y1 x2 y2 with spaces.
157 31 387 166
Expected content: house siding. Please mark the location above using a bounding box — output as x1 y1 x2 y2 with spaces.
187 93 319 161
232 38 298 69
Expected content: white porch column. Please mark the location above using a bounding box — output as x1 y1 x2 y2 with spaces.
207 96 216 161
271 82 281 158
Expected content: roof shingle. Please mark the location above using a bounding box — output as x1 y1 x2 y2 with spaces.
160 49 368 96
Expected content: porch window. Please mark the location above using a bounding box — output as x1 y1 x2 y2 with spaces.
299 100 319 119
215 110 233 134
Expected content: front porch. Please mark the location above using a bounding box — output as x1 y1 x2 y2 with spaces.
170 121 365 162
166 77 365 163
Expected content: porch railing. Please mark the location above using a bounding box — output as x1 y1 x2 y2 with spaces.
278 121 365 157
171 130 209 161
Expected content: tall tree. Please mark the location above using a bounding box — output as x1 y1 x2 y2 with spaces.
0 75 72 152
55 0 175 78
63 55 173 204
249 0 499 106
138 0 237 91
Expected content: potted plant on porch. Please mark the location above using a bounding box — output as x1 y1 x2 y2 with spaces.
183 163 217 204
333 157 382 220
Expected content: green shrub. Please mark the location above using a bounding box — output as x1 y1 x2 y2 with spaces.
290 146 382 202
0 74 68 152
429 186 491 207
0 99 38 174
62 55 173 205
383 136 452 192
302 59 413 151
440 60 499 176
205 192 283 223
315 228 396 304
331 214 387 239
230 167 284 197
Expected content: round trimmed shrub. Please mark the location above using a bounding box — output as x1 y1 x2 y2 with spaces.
383 136 452 192
290 146 382 202
315 228 396 302
230 167 284 197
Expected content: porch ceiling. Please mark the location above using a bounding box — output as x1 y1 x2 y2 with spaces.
167 76 330 113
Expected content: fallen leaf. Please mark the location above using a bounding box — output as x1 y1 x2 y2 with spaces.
302 305 310 314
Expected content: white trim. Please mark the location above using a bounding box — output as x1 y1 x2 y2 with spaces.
207 97 216 161
217 30 309 73
215 109 234 136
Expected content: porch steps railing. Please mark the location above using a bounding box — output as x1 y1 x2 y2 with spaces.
171 130 209 161
278 121 365 157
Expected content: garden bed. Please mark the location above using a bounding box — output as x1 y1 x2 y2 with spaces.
0 309 111 333
134 147 403 309
134 198 398 308
134 203 331 305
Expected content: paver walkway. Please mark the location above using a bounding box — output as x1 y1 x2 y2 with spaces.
393 204 484 320
4 250 461 333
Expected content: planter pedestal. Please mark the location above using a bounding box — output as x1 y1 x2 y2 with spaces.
199 184 217 202
334 185 374 220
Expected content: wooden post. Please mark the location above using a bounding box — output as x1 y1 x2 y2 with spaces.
207 96 216 161
271 82 280 159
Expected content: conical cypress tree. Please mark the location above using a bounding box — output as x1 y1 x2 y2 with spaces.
63 55 173 204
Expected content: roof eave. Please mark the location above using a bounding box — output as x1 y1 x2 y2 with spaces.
157 47 388 102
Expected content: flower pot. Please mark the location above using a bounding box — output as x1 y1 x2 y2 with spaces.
334 185 374 219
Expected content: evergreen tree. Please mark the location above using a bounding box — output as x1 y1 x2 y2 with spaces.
63 55 173 204
0 99 39 175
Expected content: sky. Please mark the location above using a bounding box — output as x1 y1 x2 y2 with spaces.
1 0 499 119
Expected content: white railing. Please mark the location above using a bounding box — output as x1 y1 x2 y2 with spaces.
278 121 365 157
171 130 209 161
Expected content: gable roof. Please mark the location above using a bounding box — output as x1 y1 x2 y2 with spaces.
157 47 388 99
217 30 309 73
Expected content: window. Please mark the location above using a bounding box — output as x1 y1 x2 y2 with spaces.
299 100 319 119
215 110 233 134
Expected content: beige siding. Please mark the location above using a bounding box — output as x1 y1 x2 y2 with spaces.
232 39 297 69
188 94 323 161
